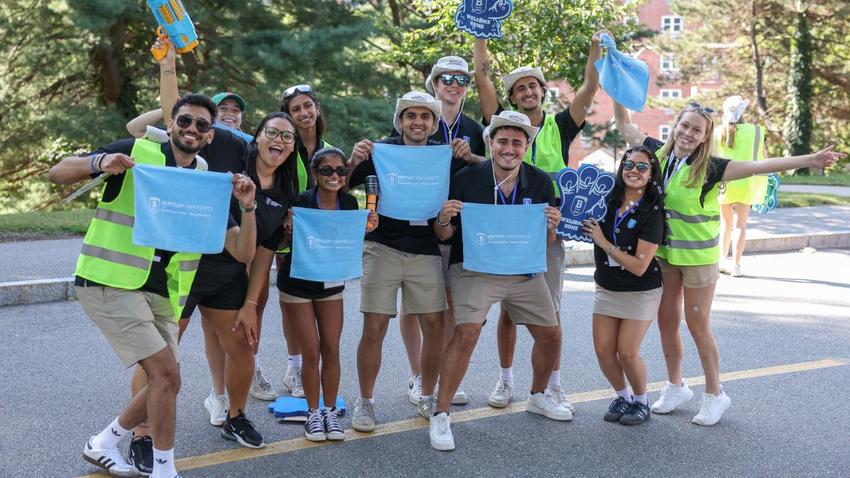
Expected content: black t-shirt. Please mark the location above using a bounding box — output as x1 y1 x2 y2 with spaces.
447 161 556 265
203 125 248 174
486 105 585 167
391 113 486 157
593 202 665 291
277 188 360 299
349 136 467 256
643 137 731 206
74 138 200 297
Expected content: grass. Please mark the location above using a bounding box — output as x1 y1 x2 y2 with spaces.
779 173 850 186
0 209 92 242
777 192 850 208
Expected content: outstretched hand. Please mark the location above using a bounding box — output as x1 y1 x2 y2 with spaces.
810 145 845 169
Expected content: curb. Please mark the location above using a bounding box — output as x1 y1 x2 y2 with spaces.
2 231 849 308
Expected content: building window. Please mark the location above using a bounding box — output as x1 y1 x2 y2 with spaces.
660 54 677 72
661 15 683 33
659 125 672 141
660 89 682 99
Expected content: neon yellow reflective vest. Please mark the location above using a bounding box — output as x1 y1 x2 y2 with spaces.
712 123 768 205
75 139 201 319
656 148 721 266
295 139 333 193
522 114 564 196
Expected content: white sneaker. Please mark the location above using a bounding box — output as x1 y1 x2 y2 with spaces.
651 381 694 414
451 385 470 405
352 398 376 433
719 260 731 274
731 264 743 277
692 389 731 426
282 367 304 398
407 374 422 405
547 384 576 415
83 438 140 477
203 390 228 427
417 395 435 419
487 380 513 408
250 367 277 401
429 412 455 451
527 392 573 421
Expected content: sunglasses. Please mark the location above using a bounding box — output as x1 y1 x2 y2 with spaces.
439 73 471 87
623 160 651 172
282 84 313 101
175 115 212 133
686 102 716 115
315 166 350 177
262 127 296 144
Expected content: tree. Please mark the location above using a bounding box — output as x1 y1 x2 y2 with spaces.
782 1 813 172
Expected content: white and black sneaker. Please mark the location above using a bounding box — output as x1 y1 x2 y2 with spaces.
221 410 266 449
82 437 140 477
304 408 326 442
128 435 153 476
324 407 345 441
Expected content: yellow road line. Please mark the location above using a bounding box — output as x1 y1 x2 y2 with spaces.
77 358 847 477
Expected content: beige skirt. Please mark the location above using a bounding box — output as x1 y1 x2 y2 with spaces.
592 285 662 321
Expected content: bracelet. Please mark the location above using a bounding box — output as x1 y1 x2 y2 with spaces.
240 200 257 213
437 216 451 227
605 244 616 253
89 155 98 173
95 153 106 172
245 299 258 306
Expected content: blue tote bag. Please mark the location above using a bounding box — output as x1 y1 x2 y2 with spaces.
371 143 451 221
461 203 547 275
132 163 232 253
290 207 370 282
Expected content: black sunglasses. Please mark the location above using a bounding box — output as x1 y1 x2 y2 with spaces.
262 127 296 144
175 115 212 133
686 102 716 115
438 73 471 87
315 166 350 177
623 160 651 172
282 84 313 101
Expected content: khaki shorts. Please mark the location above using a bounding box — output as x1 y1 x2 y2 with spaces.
279 291 343 304
76 285 178 367
449 264 557 326
545 239 566 313
360 241 446 316
438 243 452 284
657 257 720 289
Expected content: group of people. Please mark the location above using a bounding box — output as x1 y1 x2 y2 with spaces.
49 29 842 478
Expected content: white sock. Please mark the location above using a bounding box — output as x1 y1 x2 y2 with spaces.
91 417 130 450
151 448 177 478
633 393 648 405
288 354 302 369
500 367 513 383
548 369 561 388
420 394 432 401
254 353 262 370
615 387 633 402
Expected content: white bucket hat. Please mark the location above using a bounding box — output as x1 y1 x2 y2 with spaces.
393 91 443 136
424 56 474 95
502 66 546 97
722 95 749 124
483 110 540 142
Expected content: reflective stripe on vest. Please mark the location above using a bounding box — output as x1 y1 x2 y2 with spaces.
666 210 720 224
522 114 564 197
94 208 134 227
80 243 151 270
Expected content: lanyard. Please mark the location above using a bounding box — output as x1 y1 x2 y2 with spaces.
497 180 519 205
314 189 340 210
440 113 462 144
612 200 641 246
663 151 688 188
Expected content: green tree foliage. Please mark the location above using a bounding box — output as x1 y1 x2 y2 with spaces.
782 4 813 169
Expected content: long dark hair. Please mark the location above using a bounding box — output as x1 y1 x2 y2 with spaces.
606 145 665 213
244 112 299 202
280 89 326 144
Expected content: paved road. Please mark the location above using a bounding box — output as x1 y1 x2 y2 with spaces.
1 249 848 477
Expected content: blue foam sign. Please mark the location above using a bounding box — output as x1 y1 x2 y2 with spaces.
752 173 780 214
556 164 616 242
455 0 513 39
268 396 347 420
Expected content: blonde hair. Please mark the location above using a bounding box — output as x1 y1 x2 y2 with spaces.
659 105 716 188
720 122 737 148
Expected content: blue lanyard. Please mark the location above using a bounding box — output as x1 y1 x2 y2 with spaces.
612 200 640 246
497 181 519 205
314 189 340 210
441 116 462 144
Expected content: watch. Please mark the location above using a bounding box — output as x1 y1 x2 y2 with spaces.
240 200 257 213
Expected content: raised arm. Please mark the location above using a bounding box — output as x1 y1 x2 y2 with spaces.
723 145 844 182
569 30 606 125
158 38 179 124
222 174 257 264
473 38 500 124
126 109 164 138
613 101 647 146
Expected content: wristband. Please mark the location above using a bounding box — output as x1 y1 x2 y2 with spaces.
240 200 257 213
89 155 98 173
245 299 258 306
95 153 106 172
437 217 451 227
605 244 616 254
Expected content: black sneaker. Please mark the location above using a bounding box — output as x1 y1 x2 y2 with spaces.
128 435 153 476
304 408 326 442
620 401 651 426
324 407 345 441
221 410 266 448
604 397 631 422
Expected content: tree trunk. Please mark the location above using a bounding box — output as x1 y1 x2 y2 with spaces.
783 4 813 174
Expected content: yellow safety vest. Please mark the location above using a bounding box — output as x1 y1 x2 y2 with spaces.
713 123 768 204
295 139 333 192
522 114 564 196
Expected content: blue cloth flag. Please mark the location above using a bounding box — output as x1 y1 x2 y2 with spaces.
132 163 233 253
594 33 649 112
556 164 616 243
290 207 369 282
461 203 547 275
455 0 514 39
371 143 451 221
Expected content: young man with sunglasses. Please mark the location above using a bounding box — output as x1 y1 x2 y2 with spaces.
472 31 607 413
390 56 486 408
49 93 234 478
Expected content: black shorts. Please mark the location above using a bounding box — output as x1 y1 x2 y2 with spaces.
181 271 248 319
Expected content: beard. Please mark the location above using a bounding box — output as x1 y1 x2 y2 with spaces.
171 132 204 154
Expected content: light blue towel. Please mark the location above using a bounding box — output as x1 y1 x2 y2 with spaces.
290 207 369 282
461 203 547 275
594 33 649 112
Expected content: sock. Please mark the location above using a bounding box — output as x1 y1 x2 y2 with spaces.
615 387 633 402
548 369 561 388
288 354 302 369
633 393 648 405
151 448 177 478
91 417 130 450
415 374 422 386
254 353 262 370
500 367 513 383
420 394 432 401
